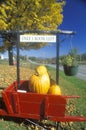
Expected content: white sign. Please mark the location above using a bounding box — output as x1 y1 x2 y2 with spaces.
20 35 56 43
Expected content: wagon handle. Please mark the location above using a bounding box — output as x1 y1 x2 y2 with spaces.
25 119 47 130
63 95 80 98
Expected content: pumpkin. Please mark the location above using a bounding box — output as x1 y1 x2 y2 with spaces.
48 84 61 95
36 65 48 75
29 65 50 94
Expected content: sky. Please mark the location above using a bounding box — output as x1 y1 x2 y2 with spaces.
59 0 86 56
1 0 86 58
22 0 86 58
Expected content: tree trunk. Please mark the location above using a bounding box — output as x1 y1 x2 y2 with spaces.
8 46 14 65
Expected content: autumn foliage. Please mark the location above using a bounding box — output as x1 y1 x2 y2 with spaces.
0 0 65 31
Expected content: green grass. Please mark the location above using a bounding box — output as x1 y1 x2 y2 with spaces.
0 118 26 130
59 71 86 95
47 66 86 129
0 60 8 65
59 70 86 116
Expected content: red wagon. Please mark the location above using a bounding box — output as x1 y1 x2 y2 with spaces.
0 80 86 122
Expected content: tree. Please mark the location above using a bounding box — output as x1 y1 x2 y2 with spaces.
0 0 65 65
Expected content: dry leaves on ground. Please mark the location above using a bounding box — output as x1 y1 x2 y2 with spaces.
0 64 34 88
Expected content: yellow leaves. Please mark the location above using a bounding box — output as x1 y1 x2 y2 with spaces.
0 4 8 30
0 0 65 57
0 64 34 88
0 8 7 18
36 1 65 30
34 0 40 8
0 19 7 30
0 0 65 31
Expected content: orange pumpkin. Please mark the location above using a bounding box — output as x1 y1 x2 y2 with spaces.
48 84 61 95
29 65 50 94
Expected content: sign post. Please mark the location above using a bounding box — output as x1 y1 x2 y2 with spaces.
16 30 20 89
56 33 60 84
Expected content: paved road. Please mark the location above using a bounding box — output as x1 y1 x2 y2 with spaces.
76 65 86 81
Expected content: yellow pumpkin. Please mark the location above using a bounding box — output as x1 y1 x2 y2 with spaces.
48 84 61 95
36 65 48 75
29 66 50 94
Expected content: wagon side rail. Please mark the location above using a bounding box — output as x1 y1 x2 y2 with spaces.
44 95 86 122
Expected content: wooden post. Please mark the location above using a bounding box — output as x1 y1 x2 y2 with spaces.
56 32 60 85
16 30 20 89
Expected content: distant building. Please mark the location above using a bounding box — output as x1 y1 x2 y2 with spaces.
0 55 8 60
0 55 4 60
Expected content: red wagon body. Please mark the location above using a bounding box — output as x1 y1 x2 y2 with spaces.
0 80 86 122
